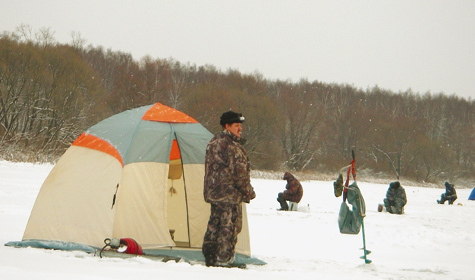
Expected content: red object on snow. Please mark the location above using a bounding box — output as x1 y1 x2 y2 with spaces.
119 238 143 255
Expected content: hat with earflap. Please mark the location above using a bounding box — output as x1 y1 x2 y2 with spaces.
220 111 245 127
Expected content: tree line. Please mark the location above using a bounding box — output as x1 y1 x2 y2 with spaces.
1 26 474 183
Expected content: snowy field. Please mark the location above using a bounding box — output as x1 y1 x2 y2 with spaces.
1 160 474 279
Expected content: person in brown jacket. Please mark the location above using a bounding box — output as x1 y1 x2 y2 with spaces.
202 111 256 267
277 172 303 211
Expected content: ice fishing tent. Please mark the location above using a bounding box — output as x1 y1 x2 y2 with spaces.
469 188 475 200
7 103 263 265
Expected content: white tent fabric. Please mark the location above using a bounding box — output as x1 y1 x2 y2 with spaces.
21 103 253 258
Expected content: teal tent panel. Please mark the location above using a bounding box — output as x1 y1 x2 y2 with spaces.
124 121 173 165
5 240 96 253
86 105 153 160
174 123 213 164
80 104 213 166
5 240 266 266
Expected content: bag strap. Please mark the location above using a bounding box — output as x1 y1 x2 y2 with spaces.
343 158 356 202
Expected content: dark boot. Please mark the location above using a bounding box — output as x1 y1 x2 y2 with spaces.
202 242 217 267
277 193 288 211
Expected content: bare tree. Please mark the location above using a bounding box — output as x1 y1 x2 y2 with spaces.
70 31 86 50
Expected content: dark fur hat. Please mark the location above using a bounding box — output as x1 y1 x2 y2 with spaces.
220 111 245 127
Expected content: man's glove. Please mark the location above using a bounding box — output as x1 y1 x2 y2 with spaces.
333 174 343 197
243 189 256 203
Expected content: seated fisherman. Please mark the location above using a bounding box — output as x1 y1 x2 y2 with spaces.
381 181 407 214
437 182 457 205
277 172 303 211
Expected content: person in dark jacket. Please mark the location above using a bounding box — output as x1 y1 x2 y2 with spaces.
437 182 457 205
202 111 256 267
277 172 303 211
382 181 407 214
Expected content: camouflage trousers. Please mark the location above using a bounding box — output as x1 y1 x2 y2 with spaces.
383 198 405 214
202 203 242 265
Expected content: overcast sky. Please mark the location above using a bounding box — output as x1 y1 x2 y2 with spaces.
2 0 474 100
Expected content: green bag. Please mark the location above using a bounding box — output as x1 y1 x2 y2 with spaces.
338 201 361 234
338 182 365 235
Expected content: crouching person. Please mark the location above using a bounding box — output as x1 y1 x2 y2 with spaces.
437 182 457 205
277 172 303 211
382 181 407 214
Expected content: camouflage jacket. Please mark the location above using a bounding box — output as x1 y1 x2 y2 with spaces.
386 183 407 208
283 172 303 203
203 130 256 204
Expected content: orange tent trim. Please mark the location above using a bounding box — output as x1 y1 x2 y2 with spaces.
142 103 198 123
72 133 124 166
169 139 181 160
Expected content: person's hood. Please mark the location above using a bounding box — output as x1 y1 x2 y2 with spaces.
283 172 294 181
390 181 401 189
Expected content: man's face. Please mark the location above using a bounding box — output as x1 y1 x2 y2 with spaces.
225 123 242 137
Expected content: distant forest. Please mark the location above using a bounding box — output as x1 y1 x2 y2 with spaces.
1 26 474 183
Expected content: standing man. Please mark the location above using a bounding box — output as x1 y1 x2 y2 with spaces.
202 111 256 267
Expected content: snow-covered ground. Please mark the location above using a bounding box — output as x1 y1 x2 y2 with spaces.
1 160 474 279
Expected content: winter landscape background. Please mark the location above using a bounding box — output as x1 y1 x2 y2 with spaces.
1 160 474 279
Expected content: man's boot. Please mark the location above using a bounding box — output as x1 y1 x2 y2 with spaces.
277 193 288 211
202 242 217 267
